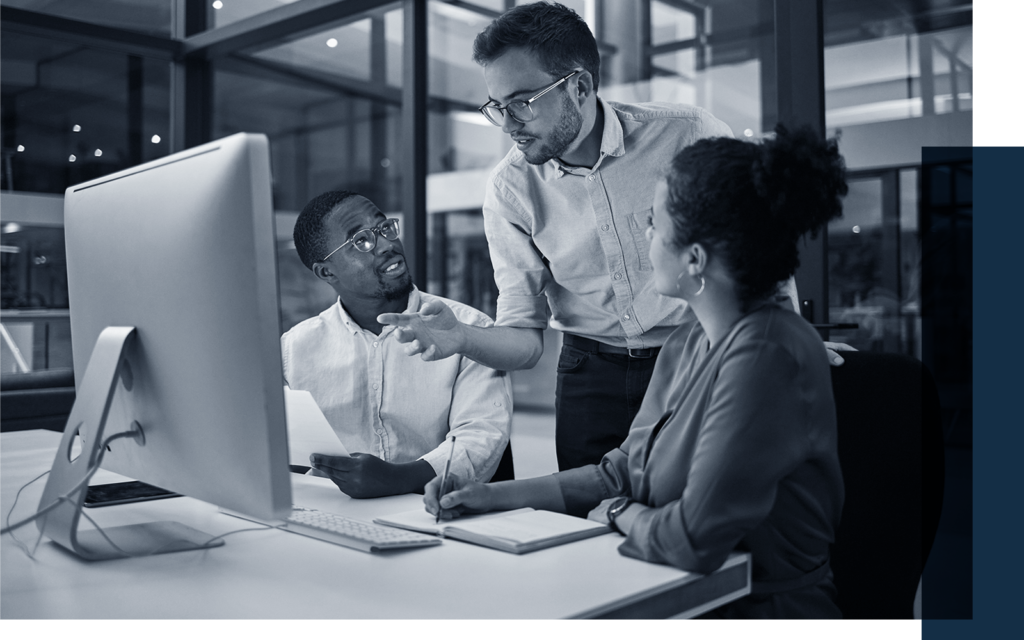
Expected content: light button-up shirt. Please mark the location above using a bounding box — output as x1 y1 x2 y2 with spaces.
281 288 512 483
483 98 734 349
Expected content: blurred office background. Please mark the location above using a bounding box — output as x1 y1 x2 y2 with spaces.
0 0 971 618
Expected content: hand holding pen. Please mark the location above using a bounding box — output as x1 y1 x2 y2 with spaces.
424 442 497 521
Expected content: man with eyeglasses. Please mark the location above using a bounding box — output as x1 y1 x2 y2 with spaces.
381 2 737 473
282 190 512 498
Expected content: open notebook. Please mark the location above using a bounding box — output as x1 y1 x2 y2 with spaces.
374 507 610 554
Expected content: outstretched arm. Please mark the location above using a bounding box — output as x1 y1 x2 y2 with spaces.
378 298 544 371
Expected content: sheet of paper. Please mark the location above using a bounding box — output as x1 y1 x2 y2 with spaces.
284 387 349 466
449 509 606 543
374 507 535 536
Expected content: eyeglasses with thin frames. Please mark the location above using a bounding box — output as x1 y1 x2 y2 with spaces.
321 218 400 261
478 69 581 127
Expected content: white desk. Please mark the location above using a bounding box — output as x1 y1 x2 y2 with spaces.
1 430 750 619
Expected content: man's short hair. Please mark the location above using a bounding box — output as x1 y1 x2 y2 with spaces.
473 1 601 92
293 190 360 270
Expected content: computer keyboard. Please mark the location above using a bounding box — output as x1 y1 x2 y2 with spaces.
284 506 441 553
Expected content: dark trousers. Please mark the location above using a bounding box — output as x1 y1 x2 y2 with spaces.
554 335 660 471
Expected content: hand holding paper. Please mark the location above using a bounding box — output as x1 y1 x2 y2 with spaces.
283 387 349 467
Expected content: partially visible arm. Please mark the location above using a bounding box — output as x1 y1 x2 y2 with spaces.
423 472 568 520
379 299 544 371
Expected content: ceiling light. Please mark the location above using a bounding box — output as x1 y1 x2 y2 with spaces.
73 124 81 132
69 155 77 162
327 38 338 48
212 1 223 9
16 145 25 152
151 135 161 144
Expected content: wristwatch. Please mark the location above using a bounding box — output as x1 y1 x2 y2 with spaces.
606 496 633 534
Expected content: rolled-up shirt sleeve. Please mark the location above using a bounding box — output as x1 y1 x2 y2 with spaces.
418 355 512 483
483 176 551 329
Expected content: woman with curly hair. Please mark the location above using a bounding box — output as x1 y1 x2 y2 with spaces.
425 125 849 618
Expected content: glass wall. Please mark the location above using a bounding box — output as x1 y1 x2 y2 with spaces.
0 0 974 378
209 3 405 332
1 0 173 36
824 0 972 130
1 24 170 373
827 168 921 358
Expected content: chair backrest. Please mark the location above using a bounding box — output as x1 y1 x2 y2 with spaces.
828 350 945 619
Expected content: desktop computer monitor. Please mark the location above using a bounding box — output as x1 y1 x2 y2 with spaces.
36 133 292 559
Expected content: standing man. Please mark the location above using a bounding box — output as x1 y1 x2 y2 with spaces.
381 2 839 471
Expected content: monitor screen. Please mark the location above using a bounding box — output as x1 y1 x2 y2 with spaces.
62 133 291 523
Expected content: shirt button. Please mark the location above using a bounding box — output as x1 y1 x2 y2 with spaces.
373 342 379 348
588 175 596 181
372 383 379 390
623 314 630 321
614 272 622 280
601 224 609 231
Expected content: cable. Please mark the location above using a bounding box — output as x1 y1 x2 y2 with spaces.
3 428 276 559
1 429 138 536
4 467 52 558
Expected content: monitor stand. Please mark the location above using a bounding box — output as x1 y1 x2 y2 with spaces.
35 326 223 561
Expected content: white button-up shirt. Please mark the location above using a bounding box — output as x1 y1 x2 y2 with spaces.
281 288 512 482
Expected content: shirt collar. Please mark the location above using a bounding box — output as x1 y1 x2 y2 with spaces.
548 97 625 178
333 286 421 336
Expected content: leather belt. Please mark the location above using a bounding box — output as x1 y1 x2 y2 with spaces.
562 334 661 359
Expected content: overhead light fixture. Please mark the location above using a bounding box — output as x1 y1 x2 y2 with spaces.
94 149 103 157
151 135 162 144
69 155 77 162
327 38 339 48
3 223 22 234
16 145 25 152
73 124 82 132
852 225 861 234
212 1 224 9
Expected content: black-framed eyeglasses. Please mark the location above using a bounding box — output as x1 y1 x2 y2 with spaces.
478 69 581 127
322 218 400 260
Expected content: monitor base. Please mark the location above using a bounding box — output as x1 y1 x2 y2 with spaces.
35 326 222 561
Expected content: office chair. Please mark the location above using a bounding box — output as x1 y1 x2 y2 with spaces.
828 350 945 619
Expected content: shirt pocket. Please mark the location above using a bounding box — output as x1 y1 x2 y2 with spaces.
627 209 653 271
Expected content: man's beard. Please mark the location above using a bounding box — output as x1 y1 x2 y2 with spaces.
523 91 583 165
377 271 414 302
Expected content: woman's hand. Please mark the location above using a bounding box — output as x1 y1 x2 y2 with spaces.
423 473 495 520
587 497 619 525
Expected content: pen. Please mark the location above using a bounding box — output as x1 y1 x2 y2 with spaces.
436 436 456 523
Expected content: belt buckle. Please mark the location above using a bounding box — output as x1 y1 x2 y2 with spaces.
627 347 652 359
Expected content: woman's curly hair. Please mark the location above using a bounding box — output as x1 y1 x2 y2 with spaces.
664 124 848 306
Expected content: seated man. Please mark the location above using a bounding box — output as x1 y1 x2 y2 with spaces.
283 190 512 498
